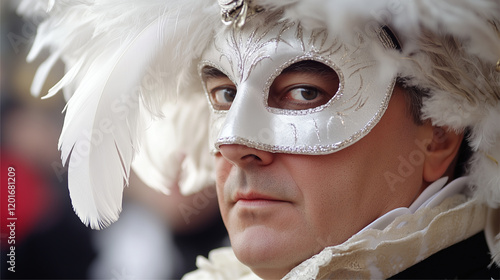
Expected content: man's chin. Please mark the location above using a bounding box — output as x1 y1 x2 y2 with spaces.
229 226 312 279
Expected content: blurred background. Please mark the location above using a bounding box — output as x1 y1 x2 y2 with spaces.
1 2 228 279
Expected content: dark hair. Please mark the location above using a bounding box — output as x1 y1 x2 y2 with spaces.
454 129 473 178
396 77 428 126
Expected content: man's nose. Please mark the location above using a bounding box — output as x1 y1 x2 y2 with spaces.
218 144 274 167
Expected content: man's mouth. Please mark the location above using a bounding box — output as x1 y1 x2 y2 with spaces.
234 191 288 206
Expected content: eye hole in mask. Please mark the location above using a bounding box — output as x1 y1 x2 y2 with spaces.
267 60 339 111
202 60 339 111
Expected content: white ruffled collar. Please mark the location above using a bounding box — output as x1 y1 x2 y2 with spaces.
358 176 472 234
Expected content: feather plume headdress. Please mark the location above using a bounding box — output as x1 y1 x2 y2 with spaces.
19 0 500 249
18 0 220 229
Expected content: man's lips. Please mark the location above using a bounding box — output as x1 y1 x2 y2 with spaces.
233 192 288 205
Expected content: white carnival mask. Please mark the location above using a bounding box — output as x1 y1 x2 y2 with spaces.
200 11 399 155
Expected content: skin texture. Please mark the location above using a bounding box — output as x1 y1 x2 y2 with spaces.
207 65 463 279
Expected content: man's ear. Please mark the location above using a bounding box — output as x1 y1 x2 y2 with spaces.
423 126 464 183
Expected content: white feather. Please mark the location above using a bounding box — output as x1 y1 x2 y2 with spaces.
30 50 60 97
132 93 214 196
21 0 219 229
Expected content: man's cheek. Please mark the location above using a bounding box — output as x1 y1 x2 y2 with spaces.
215 158 232 183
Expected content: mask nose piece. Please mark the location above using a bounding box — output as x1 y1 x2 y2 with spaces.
214 83 277 150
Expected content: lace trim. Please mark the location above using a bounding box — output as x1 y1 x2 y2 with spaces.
182 247 256 280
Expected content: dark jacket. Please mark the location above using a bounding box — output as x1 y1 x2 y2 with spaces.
390 232 500 279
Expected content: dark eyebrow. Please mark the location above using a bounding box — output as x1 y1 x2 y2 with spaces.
281 60 336 77
201 66 227 80
201 61 335 81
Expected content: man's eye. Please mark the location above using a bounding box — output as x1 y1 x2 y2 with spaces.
288 87 320 101
267 61 339 111
210 87 236 110
269 83 333 110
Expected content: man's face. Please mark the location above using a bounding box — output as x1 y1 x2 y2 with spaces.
211 72 432 278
